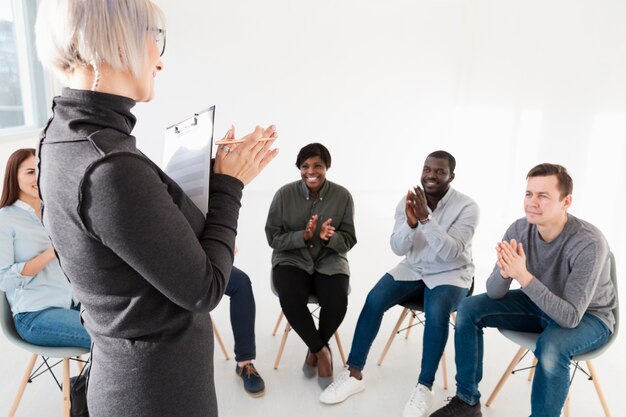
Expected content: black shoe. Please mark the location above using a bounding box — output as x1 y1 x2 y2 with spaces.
430 396 482 417
236 363 266 397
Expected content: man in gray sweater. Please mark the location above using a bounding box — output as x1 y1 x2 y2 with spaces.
430 163 616 417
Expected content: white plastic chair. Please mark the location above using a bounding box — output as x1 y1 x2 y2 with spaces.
1 290 89 417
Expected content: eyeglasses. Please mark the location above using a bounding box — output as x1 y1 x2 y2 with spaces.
149 28 166 57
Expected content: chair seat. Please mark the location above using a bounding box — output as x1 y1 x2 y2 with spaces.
499 327 615 362
399 298 424 311
1 293 90 358
499 329 538 350
8 339 89 358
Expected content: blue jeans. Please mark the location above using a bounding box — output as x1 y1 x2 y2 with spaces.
347 273 467 388
454 290 611 417
14 304 91 349
224 266 256 362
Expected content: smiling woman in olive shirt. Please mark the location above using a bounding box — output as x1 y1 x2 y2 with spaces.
265 142 357 388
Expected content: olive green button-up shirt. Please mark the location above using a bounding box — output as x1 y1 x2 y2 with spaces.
265 180 356 276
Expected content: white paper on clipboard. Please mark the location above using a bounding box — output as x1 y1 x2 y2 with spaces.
163 106 215 217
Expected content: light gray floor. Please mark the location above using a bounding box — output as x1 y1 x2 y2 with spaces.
1 191 623 417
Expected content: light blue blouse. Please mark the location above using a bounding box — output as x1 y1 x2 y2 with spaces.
0 200 73 315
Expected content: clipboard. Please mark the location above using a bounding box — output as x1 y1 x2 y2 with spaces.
163 106 215 217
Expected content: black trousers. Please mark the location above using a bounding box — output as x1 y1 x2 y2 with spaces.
273 265 349 353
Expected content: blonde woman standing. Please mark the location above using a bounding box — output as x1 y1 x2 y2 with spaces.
34 1 278 416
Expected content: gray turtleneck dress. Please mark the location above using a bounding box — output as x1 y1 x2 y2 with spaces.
37 88 241 417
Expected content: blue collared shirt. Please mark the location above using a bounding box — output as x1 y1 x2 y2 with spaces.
0 200 73 315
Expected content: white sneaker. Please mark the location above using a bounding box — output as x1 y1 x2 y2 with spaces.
319 370 365 404
402 384 434 417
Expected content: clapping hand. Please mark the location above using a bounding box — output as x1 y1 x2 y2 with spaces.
213 124 279 185
304 214 319 242
405 186 429 228
496 239 534 287
319 218 335 241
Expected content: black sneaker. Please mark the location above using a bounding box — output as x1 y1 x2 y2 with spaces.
430 396 482 417
236 363 266 397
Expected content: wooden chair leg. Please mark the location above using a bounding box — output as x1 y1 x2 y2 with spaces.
441 351 448 390
62 358 71 417
586 360 612 417
212 321 230 360
274 320 292 369
272 311 284 336
486 347 527 407
528 357 538 381
377 308 410 366
333 331 347 366
405 311 415 339
8 354 38 417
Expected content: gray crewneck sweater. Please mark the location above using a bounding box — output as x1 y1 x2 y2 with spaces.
486 214 615 332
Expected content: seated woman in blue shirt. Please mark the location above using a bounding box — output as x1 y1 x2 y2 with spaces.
0 148 91 349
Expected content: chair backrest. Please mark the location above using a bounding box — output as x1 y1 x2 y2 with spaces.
1 290 89 357
610 252 619 333
0 290 25 346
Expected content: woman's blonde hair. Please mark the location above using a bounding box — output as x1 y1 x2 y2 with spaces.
35 0 165 82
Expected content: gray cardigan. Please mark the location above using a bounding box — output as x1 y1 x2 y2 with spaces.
38 88 241 417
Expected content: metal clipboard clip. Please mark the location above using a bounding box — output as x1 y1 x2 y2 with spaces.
173 114 198 134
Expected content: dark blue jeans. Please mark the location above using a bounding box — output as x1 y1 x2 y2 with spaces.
224 266 257 362
347 273 467 388
14 303 91 349
454 290 611 417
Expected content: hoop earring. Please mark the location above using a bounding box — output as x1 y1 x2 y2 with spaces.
90 61 100 91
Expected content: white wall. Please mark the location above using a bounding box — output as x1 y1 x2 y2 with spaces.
129 0 626 280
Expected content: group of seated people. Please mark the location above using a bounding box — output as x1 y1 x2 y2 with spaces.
0 144 616 417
